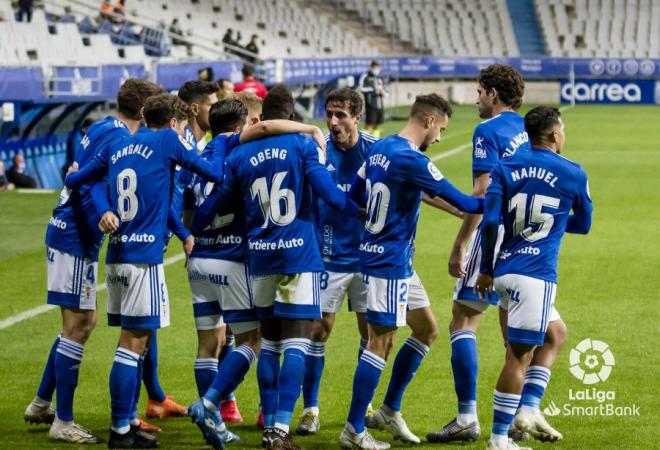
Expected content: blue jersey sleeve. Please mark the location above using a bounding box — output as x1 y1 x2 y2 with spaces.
89 180 111 217
472 124 499 175
167 130 224 183
348 163 367 207
226 133 241 154
167 207 191 240
566 169 593 234
303 138 359 216
190 163 239 234
64 149 108 188
479 191 503 275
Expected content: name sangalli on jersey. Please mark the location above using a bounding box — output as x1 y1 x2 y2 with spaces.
510 166 559 187
111 143 154 164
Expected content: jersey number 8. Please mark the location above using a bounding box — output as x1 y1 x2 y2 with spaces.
117 168 138 221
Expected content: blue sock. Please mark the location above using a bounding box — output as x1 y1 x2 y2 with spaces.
219 334 236 401
110 347 140 434
194 358 218 398
347 350 385 433
450 330 478 420
37 334 60 402
492 390 521 443
54 337 84 422
302 341 325 410
142 331 166 402
257 339 280 428
520 365 551 410
130 356 144 425
205 345 256 405
273 339 309 432
383 336 429 412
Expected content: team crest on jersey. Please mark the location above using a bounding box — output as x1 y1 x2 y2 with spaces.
427 161 443 181
178 134 194 151
474 136 487 159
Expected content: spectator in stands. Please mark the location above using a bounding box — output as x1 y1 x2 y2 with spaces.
235 31 243 47
222 28 236 48
16 0 34 22
216 79 235 100
234 66 267 100
246 34 259 56
0 161 15 191
169 18 186 46
100 1 113 21
358 60 387 137
7 153 37 188
112 0 126 24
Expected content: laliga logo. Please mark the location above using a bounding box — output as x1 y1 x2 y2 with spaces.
561 82 641 102
569 338 615 385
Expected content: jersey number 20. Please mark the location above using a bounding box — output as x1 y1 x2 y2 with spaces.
365 179 390 234
509 193 560 242
250 171 296 228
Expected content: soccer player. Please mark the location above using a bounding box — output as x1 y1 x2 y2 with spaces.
476 106 592 450
358 60 386 137
24 78 162 444
190 84 360 450
340 94 484 450
64 94 229 448
427 64 532 444
216 78 235 100
234 65 268 99
186 97 329 448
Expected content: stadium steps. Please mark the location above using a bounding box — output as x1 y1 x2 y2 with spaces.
506 0 546 55
305 0 416 55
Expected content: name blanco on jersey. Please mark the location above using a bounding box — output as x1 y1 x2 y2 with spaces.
503 131 529 157
368 153 390 171
111 143 154 164
194 234 243 246
109 232 156 244
510 165 559 187
249 237 304 250
249 148 288 166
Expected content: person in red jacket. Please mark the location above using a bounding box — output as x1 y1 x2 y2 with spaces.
234 66 268 100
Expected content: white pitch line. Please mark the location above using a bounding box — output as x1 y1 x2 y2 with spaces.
0 252 185 331
430 142 473 161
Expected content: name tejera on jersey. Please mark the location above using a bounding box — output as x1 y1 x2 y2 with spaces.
249 237 305 250
249 148 288 166
510 166 559 187
111 143 154 164
368 154 390 171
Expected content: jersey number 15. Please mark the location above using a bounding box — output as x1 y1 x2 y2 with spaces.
510 193 560 242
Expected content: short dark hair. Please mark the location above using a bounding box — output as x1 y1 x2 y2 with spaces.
325 88 363 117
242 65 254 78
410 93 453 121
143 94 191 129
209 99 248 136
525 106 561 143
262 84 294 120
177 80 218 105
478 64 525 110
117 78 164 120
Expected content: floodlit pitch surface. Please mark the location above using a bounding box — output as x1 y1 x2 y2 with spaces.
1 104 658 449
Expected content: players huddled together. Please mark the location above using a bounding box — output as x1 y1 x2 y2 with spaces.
23 63 592 450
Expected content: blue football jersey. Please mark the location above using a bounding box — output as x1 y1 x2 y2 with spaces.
45 116 130 260
360 135 472 279
189 133 246 262
170 126 198 219
472 111 530 177
316 131 378 272
65 128 224 265
198 133 356 276
486 148 593 282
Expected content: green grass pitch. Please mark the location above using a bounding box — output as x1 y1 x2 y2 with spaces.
1 104 659 449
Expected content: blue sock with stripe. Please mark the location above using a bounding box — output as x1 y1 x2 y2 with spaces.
142 330 166 402
37 334 60 402
219 334 237 401
383 336 429 412
205 344 256 405
54 337 84 422
110 347 140 434
130 355 144 426
302 341 325 411
492 390 521 447
450 329 478 425
273 339 309 433
347 350 385 433
195 358 218 398
520 365 551 412
257 339 280 428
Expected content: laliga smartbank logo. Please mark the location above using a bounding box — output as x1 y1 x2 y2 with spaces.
542 338 640 417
